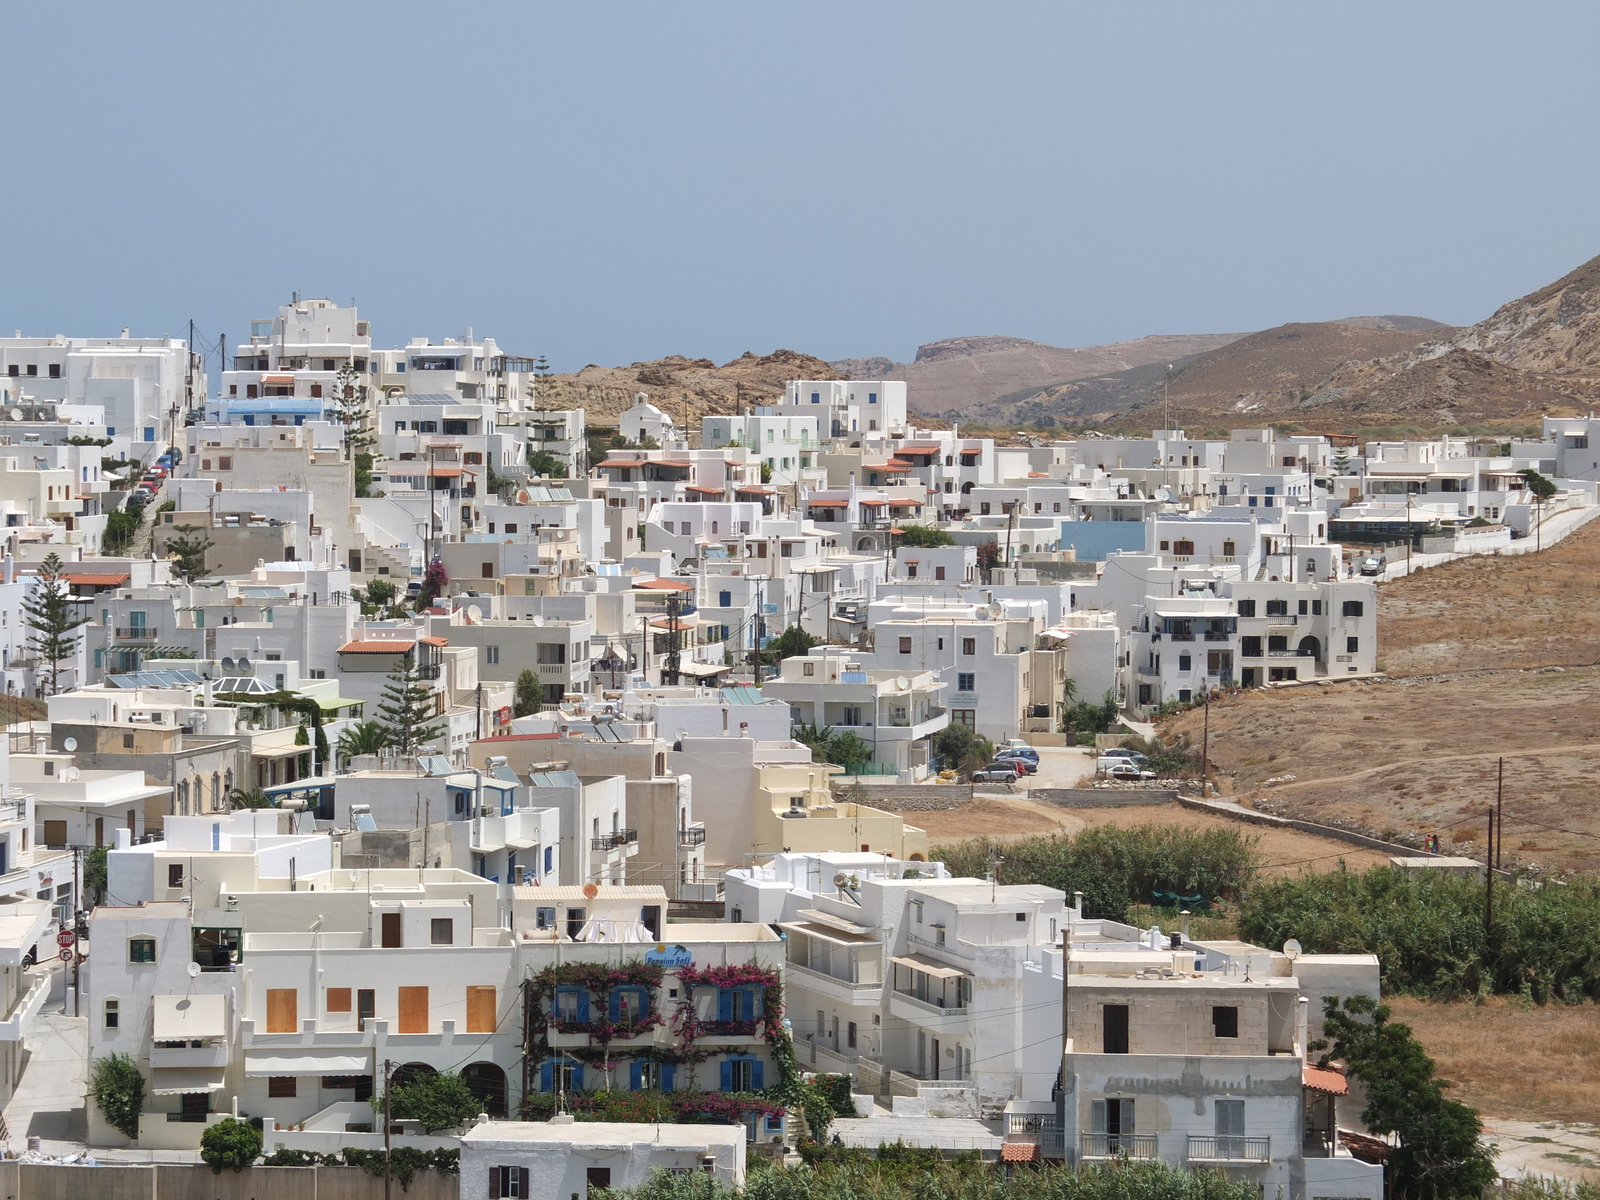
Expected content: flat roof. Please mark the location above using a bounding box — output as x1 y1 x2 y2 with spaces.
462 1120 742 1149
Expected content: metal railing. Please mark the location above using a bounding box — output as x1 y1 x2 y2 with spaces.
1080 1134 1158 1159
1187 1135 1270 1162
591 829 639 851
678 826 706 847
115 626 158 640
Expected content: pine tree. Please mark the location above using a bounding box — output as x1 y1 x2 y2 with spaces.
375 657 445 755
329 361 374 459
164 525 214 584
23 552 90 696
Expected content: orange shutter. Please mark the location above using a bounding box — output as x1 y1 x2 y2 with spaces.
266 988 298 1033
326 988 352 1013
466 986 495 1033
398 987 429 1034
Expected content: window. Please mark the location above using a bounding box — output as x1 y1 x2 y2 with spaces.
722 1057 761 1091
268 1077 297 1098
326 988 352 1013
535 906 556 930
218 456 232 470
398 986 429 1033
961 637 975 655
1241 636 1262 658
1173 540 1195 556
104 998 119 1029
935 565 946 580
1312 599 1323 615
467 986 496 1033
957 673 975 691
482 563 494 578
128 937 156 964
802 662 814 677
492 1166 530 1199
719 590 731 607
358 990 375 1029
868 392 878 404
167 864 183 889
48 363 60 379
898 637 912 654
485 645 500 665
1236 599 1256 618
1298 599 1308 615
123 733 135 749
1215 1098 1246 1150
430 918 454 945
847 1021 858 1048
1102 1004 1129 1054
1212 1006 1239 1038
1343 600 1365 617
1178 654 1192 671
1346 636 1359 653
267 988 298 1032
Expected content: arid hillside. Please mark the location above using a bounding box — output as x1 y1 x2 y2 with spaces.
1161 518 1600 874
533 350 841 425
831 332 1246 416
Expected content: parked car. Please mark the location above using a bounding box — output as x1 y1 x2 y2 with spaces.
1357 554 1386 576
1104 762 1158 782
994 751 1037 774
1097 754 1157 777
996 745 1039 764
971 761 1022 784
1101 748 1151 766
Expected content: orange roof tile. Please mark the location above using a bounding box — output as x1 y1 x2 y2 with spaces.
338 640 414 654
63 572 130 586
806 499 848 508
418 636 449 646
600 459 648 468
1001 1143 1040 1162
684 485 724 494
1303 1066 1349 1095
633 578 693 590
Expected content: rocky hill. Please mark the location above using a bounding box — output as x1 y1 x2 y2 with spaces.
532 349 841 425
830 332 1246 415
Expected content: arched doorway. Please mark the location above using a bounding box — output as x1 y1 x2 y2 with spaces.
1297 635 1321 661
857 537 874 551
463 1062 508 1116
907 852 926 862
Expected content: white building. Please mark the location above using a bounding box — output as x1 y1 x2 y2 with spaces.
700 411 823 485
460 1119 745 1200
779 380 908 441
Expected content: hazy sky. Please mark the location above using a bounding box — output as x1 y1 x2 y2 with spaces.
4 3 1597 373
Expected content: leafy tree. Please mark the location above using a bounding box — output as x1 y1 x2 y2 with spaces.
84 845 108 904
338 719 391 766
102 508 142 555
895 524 955 548
378 1070 482 1133
416 558 448 610
88 1052 144 1139
361 579 397 611
527 448 568 479
200 1116 262 1172
975 541 1000 576
764 625 815 664
793 723 872 773
164 524 214 584
24 552 90 696
354 451 377 498
759 460 773 484
376 657 445 754
513 668 542 718
1518 467 1558 501
1314 995 1497 1200
931 722 994 777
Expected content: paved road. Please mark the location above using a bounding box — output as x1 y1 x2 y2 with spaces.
4 966 88 1154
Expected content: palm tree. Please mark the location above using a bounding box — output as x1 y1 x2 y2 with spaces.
337 720 390 768
227 786 274 810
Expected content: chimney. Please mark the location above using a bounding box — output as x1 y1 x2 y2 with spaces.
1072 890 1083 920
114 827 132 850
1180 909 1191 939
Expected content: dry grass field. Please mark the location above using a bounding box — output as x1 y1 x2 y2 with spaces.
1387 996 1600 1126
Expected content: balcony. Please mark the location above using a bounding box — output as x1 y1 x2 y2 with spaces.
115 626 159 641
678 825 706 847
591 829 639 851
1080 1133 1158 1160
415 663 442 679
1187 1135 1271 1163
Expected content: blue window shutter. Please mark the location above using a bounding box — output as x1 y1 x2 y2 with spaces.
869 393 878 404
608 990 621 1022
540 1061 552 1091
720 1059 733 1091
662 1064 675 1092
629 1061 642 1091
719 591 731 607
572 1065 583 1091
751 1059 764 1089
577 992 590 1022
717 989 734 1021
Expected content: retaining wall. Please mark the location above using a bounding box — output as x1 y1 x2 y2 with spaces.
0 1164 457 1200
1032 788 1178 809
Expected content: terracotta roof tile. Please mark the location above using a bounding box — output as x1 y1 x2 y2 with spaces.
338 640 414 654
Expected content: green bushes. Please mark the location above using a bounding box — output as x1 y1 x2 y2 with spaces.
935 826 1259 924
200 1117 262 1172
1238 866 1600 1003
628 1156 1268 1200
375 1070 482 1132
88 1052 144 1139
260 1147 459 1189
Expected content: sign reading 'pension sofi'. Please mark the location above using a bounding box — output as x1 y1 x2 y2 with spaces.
645 943 693 968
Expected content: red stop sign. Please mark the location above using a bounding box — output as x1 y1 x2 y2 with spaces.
56 930 74 948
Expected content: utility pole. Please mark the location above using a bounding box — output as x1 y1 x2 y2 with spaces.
1495 757 1504 870
1484 808 1495 946
72 846 81 1015
1405 493 1413 577
475 681 483 741
1201 692 1211 798
663 591 682 686
383 1059 393 1200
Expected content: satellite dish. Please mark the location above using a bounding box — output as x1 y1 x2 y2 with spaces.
7 409 20 422
581 882 599 900
895 676 910 691
186 961 202 978
63 737 77 752
466 605 483 624
531 615 545 627
833 873 851 890
237 657 251 671
220 657 234 670
1283 938 1303 961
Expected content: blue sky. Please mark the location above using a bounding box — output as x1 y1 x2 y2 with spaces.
3 2 1596 372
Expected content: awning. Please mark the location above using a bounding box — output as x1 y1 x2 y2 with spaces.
314 695 364 711
154 993 227 1041
782 920 879 947
891 953 969 979
796 908 875 937
245 1051 371 1076
1303 1066 1349 1095
261 375 296 385
677 661 731 678
150 1067 227 1096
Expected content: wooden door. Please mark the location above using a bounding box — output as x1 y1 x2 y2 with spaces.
42 821 66 848
381 912 402 947
266 988 298 1033
397 986 428 1033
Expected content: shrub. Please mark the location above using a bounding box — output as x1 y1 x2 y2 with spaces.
88 1052 143 1139
378 1069 482 1132
894 525 955 548
936 825 1259 923
200 1117 262 1172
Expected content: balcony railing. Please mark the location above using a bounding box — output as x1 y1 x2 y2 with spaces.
1187 1135 1271 1162
415 663 442 679
678 826 706 847
591 829 639 851
1080 1134 1158 1160
115 626 158 641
